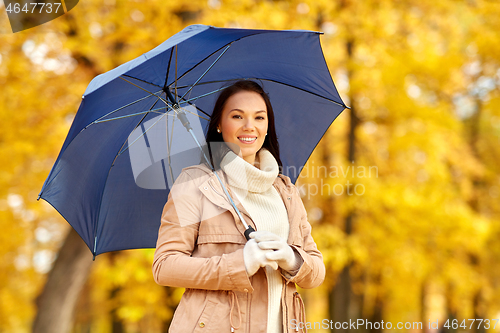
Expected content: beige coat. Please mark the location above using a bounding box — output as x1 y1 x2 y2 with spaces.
152 163 325 333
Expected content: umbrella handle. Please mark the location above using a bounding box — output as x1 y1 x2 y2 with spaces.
244 225 255 241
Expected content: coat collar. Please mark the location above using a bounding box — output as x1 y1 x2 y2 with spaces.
189 163 295 198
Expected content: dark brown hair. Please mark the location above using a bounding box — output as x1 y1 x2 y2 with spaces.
204 80 282 171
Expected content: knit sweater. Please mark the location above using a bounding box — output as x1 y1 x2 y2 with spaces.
220 148 289 333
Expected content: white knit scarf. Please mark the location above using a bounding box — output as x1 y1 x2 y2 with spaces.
220 148 288 333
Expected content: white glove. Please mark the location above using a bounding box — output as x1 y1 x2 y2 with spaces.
250 231 300 272
243 238 279 277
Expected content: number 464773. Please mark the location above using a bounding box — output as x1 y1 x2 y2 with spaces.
444 319 499 330
6 3 62 14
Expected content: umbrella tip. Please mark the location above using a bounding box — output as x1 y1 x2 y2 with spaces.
345 105 352 110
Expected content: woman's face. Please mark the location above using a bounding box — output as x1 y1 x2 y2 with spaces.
218 90 268 166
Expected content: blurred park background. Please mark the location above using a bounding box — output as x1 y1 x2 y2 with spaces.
1 0 500 332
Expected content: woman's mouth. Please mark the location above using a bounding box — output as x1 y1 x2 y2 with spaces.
238 137 257 144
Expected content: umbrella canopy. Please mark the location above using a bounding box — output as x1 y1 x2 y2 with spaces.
39 24 347 256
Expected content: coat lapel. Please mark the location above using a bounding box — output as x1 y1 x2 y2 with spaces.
273 175 303 245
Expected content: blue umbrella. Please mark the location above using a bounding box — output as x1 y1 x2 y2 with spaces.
38 24 348 257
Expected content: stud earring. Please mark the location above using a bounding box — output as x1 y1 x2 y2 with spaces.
217 128 221 133
265 133 267 136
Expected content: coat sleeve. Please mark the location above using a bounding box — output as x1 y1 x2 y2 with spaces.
152 170 254 292
281 185 326 289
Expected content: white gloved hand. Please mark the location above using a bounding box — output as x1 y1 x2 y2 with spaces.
243 238 279 277
250 231 300 272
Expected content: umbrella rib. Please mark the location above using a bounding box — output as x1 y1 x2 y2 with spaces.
176 95 211 118
119 77 169 105
179 86 228 104
121 74 163 89
254 78 348 108
164 47 174 88
117 110 171 158
179 43 232 102
174 79 238 89
175 45 178 103
174 105 209 121
111 96 164 168
86 89 164 128
176 77 348 108
169 32 276 86
202 77 346 108
109 105 208 159
168 48 226 86
167 80 213 119
93 108 172 124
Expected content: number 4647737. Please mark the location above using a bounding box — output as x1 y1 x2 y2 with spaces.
6 3 62 14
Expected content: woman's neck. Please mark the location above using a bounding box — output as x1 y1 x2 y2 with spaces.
252 154 260 169
242 152 260 168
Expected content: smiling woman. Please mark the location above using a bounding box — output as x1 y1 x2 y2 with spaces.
217 89 269 166
204 80 282 171
152 80 325 333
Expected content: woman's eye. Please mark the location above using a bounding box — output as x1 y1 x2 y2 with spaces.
232 115 242 119
257 116 265 120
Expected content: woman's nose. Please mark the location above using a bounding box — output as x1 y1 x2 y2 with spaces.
242 118 255 130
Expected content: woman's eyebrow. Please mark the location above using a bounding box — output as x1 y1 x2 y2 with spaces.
230 109 267 113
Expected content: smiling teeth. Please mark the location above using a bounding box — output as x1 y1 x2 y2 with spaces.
239 137 256 142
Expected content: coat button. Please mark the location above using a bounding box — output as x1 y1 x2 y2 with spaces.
244 288 248 292
287 197 291 200
204 186 208 190
199 322 205 328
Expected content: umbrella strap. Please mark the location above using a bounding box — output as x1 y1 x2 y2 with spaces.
212 170 254 239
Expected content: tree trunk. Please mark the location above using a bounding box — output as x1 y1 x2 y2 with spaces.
421 279 427 333
32 228 94 333
473 289 486 333
467 98 485 333
438 282 458 333
110 286 125 333
329 266 351 331
367 294 383 333
108 253 125 333
329 37 360 332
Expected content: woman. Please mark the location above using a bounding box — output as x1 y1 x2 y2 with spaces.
153 80 325 333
